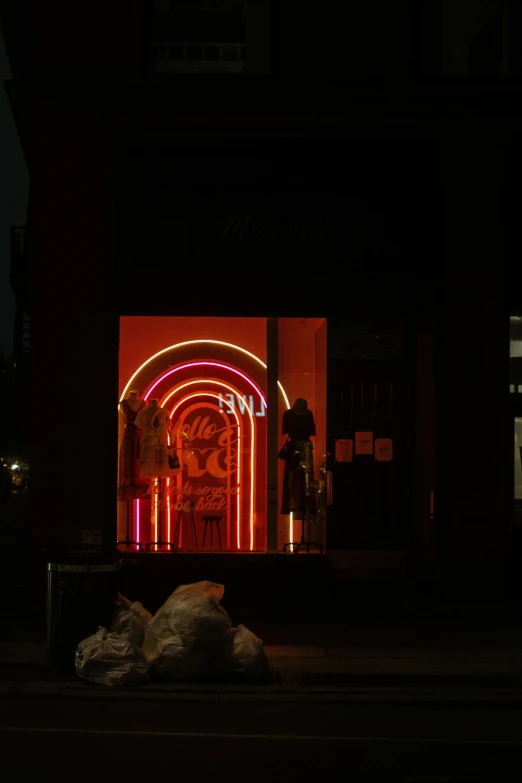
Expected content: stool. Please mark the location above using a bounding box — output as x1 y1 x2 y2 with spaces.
174 504 198 551
202 515 223 551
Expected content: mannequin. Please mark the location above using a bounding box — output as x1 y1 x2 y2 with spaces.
281 398 321 553
117 390 147 501
135 399 178 551
135 399 174 478
280 398 316 515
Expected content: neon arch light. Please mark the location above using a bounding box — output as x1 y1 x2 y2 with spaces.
171 399 239 550
120 340 290 409
166 381 256 550
121 341 293 551
144 361 267 409
164 380 255 549
167 396 241 550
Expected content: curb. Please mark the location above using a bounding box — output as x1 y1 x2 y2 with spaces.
4 679 522 704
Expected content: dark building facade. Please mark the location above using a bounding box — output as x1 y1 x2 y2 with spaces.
1 1 519 609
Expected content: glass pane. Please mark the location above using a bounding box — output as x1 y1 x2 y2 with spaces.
187 45 203 61
221 46 238 61
277 318 327 553
118 316 268 553
169 45 185 60
510 316 522 391
205 45 219 61
515 419 522 501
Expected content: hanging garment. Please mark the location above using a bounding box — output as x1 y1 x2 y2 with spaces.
118 399 149 501
281 407 316 442
281 439 317 516
135 404 177 478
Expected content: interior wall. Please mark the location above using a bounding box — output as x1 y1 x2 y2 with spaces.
119 316 268 395
278 317 324 414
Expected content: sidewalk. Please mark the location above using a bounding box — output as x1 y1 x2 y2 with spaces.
3 614 522 701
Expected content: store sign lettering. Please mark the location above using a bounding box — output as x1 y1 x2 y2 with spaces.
218 393 265 417
222 216 333 242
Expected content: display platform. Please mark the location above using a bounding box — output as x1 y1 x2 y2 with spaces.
118 550 334 623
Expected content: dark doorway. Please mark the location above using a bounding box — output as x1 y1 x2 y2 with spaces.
326 321 415 553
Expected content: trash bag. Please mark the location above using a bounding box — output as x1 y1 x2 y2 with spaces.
153 632 210 681
75 627 150 687
212 624 269 677
142 580 232 681
109 593 153 647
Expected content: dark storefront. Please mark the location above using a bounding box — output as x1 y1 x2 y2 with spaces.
0 5 505 609
105 139 439 605
0 0 517 673
19 119 508 612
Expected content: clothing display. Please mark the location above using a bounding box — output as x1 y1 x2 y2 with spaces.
280 398 317 516
281 439 316 515
118 396 148 501
281 404 316 442
135 400 176 478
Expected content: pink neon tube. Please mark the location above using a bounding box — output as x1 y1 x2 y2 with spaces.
169 392 248 550
144 361 267 409
166 382 256 550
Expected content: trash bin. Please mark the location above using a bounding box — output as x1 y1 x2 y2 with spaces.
47 561 122 673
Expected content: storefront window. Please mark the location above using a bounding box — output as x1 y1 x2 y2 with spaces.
117 316 326 554
515 419 522 501
277 318 327 553
515 419 522 536
510 315 522 393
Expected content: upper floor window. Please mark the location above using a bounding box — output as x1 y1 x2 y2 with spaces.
150 0 269 74
442 0 518 78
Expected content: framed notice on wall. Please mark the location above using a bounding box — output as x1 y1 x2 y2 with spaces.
355 432 373 455
375 438 393 461
335 439 353 462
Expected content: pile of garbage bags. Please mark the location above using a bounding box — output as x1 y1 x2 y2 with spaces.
75 580 268 688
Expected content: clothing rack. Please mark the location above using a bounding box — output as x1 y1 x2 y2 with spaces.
145 479 176 551
284 461 323 554
174 504 199 551
117 500 142 550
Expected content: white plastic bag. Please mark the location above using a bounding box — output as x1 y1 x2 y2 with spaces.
75 627 150 687
109 593 153 647
142 580 232 680
214 624 269 677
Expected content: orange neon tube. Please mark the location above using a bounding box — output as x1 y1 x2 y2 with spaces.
171 397 240 550
119 339 291 409
165 381 256 550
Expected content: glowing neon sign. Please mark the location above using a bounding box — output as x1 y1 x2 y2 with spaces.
169 392 247 549
218 392 265 417
120 340 290 409
120 340 292 551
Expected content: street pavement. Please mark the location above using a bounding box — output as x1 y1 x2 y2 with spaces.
2 695 522 782
3 493 522 778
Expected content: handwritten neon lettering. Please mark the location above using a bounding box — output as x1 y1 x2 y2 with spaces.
172 419 235 447
170 481 239 498
182 448 237 479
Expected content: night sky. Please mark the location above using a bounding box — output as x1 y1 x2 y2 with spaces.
0 27 29 357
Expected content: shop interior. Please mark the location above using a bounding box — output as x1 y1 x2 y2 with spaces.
117 317 327 554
